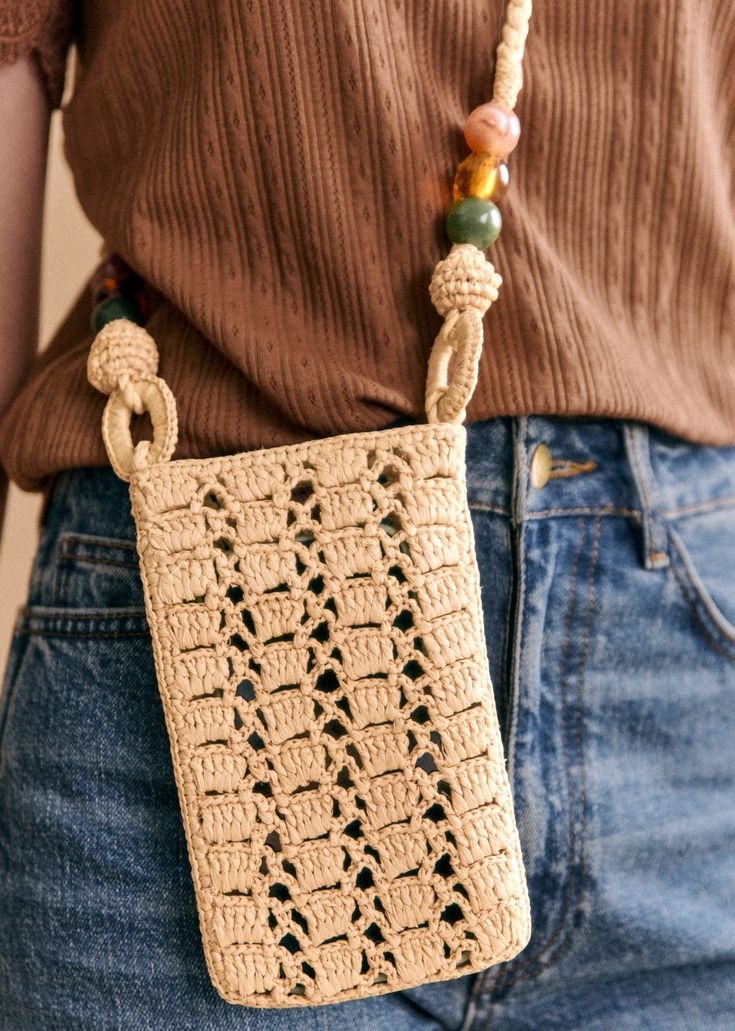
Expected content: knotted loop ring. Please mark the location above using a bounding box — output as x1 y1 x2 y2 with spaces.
88 319 179 481
425 244 502 424
425 307 485 424
102 374 179 481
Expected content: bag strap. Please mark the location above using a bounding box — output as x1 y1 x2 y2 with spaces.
88 0 533 480
425 0 532 424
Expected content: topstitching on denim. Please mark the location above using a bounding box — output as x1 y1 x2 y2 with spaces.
15 608 149 638
469 517 601 1016
667 529 735 660
55 533 138 566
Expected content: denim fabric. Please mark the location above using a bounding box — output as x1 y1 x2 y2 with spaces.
1 415 734 1030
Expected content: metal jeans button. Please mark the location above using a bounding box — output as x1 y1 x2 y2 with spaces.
530 443 552 488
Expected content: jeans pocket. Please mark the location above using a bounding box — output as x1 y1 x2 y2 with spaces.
668 504 735 659
52 531 144 612
0 607 152 781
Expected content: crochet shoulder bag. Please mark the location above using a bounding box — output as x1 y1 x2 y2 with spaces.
86 0 534 1008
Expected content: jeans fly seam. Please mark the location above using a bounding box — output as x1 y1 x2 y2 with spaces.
498 519 516 749
470 422 529 1003
477 515 597 997
504 416 530 789
459 990 480 1031
488 515 601 993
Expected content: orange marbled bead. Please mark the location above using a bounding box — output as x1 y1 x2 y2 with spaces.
464 102 520 158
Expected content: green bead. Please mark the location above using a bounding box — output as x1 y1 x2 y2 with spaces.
446 197 502 249
91 294 144 332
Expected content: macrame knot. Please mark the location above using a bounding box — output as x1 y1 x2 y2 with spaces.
429 243 502 319
425 245 503 424
87 319 159 396
87 317 179 481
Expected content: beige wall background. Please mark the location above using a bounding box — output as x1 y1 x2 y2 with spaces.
0 107 102 671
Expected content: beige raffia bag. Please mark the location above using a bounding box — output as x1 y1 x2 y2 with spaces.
86 2 533 1007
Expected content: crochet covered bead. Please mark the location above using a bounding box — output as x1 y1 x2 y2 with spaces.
452 153 510 202
446 197 502 249
87 319 160 396
429 243 502 318
464 102 520 158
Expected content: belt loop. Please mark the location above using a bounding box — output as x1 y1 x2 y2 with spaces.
622 423 670 570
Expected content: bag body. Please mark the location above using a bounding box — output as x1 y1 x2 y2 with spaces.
128 420 531 1006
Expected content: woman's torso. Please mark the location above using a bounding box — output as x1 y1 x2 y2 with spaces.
2 0 735 491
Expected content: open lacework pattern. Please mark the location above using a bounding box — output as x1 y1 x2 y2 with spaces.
129 422 531 1006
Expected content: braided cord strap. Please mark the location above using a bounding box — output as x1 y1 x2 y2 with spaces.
492 0 533 110
88 0 532 475
426 0 532 424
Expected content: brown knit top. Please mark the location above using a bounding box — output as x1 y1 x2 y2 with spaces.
1 1 735 492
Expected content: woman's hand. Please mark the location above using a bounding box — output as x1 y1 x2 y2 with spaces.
0 56 51 539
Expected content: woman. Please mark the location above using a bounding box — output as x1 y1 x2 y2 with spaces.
1 2 734 1028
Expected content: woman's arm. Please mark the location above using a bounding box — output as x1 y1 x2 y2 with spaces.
0 57 51 537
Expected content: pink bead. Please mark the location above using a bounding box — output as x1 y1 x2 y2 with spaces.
464 102 521 158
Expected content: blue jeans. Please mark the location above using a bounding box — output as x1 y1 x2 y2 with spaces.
1 416 734 1030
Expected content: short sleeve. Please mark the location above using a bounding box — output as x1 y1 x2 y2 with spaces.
0 1 74 108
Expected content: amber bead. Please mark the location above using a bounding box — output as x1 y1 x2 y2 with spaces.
452 152 510 203
446 197 502 249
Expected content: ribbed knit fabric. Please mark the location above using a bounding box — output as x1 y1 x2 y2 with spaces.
1 1 735 492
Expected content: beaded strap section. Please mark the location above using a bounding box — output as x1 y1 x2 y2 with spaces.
88 0 533 474
426 0 532 424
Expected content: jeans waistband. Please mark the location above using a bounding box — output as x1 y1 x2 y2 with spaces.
464 416 735 514
464 416 735 570
34 415 735 588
